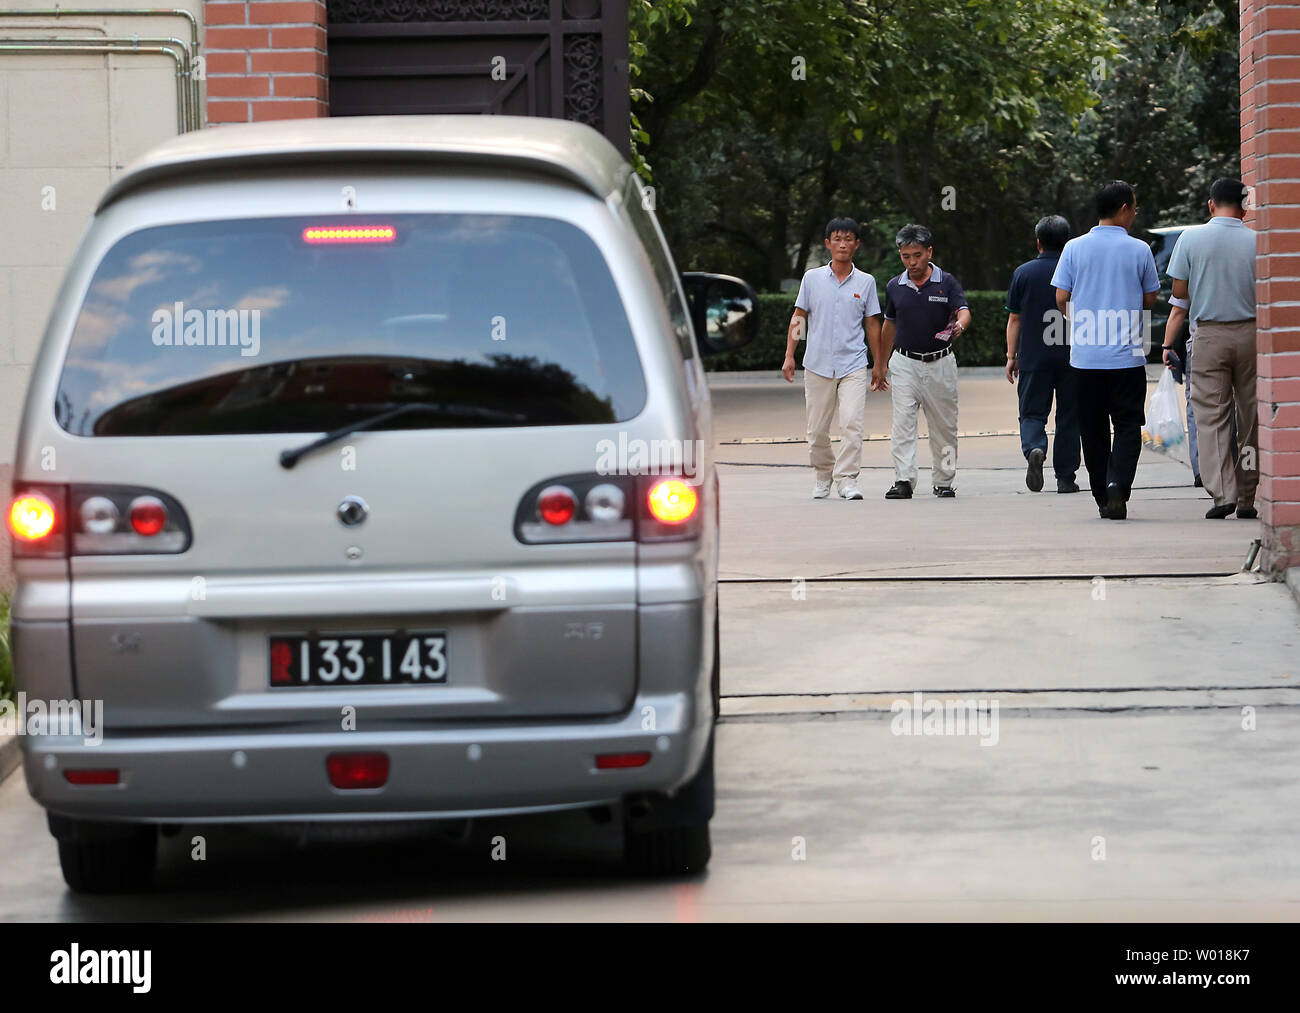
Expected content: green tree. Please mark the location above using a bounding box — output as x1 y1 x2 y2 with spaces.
634 0 1240 292
638 0 1114 289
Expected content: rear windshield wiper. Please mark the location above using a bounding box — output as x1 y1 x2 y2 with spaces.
279 402 527 469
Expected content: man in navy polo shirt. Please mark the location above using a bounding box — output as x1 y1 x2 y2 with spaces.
1052 180 1160 520
881 224 971 500
1005 215 1081 494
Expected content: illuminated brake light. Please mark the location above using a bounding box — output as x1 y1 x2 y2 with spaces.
646 479 698 525
537 486 577 526
302 225 396 244
7 493 57 542
128 496 167 536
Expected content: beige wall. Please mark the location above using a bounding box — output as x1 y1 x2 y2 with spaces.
0 2 202 591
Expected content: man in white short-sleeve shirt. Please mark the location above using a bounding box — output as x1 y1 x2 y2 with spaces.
782 217 884 500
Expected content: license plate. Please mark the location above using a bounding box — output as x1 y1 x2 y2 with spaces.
269 632 448 687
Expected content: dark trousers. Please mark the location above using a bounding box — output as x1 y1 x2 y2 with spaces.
1017 362 1080 482
1076 365 1147 506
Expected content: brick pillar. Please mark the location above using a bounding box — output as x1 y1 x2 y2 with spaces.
1243 0 1300 575
204 1 328 124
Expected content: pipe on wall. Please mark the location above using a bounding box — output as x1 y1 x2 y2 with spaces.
0 35 197 129
0 42 186 132
0 7 200 128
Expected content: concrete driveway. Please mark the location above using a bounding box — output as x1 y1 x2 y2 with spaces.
0 369 1295 921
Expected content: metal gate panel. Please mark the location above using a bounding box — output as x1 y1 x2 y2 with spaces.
326 0 630 155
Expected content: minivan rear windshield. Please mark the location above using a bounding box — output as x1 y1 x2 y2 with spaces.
55 214 646 436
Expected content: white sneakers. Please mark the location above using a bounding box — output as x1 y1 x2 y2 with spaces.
814 478 862 500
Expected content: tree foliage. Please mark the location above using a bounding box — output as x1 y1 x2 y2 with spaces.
634 0 1241 291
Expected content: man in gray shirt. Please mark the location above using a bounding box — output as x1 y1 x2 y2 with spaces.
783 217 884 500
1162 178 1258 519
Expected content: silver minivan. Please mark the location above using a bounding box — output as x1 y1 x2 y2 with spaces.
5 116 755 891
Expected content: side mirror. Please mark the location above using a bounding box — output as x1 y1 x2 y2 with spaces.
681 272 759 356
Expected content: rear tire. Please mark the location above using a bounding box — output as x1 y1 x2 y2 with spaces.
623 730 714 877
50 817 157 894
623 821 711 877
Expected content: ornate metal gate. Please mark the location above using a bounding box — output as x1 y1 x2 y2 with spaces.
326 0 630 156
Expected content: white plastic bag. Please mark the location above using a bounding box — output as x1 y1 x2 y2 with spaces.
1143 369 1185 451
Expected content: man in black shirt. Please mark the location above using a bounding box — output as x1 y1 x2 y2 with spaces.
881 224 972 499
1005 215 1081 493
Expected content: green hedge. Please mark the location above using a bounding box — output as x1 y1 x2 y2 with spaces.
706 290 1010 371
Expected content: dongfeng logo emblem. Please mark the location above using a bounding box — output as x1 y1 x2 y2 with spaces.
337 496 369 526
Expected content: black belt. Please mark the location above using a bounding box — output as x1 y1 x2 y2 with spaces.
894 345 953 362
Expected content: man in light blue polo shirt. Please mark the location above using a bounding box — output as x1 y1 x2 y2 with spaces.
1052 180 1160 519
783 216 883 500
1161 178 1258 520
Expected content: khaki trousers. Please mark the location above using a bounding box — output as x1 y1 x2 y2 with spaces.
1189 320 1258 509
888 349 959 489
804 366 867 482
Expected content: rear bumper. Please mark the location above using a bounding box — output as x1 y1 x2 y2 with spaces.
21 691 711 823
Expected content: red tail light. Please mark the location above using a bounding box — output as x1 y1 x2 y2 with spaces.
9 484 190 557
7 492 57 542
327 752 390 790
537 486 577 526
515 473 703 544
128 496 167 536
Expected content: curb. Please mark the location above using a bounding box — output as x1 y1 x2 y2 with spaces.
0 730 18 784
1286 567 1300 610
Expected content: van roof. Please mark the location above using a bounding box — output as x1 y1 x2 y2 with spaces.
97 115 630 212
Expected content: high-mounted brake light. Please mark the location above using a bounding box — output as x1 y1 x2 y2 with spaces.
646 479 699 525
302 225 396 244
7 493 57 542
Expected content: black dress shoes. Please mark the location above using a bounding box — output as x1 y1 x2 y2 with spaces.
885 481 913 500
1105 484 1126 520
1026 448 1045 492
1206 503 1235 519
